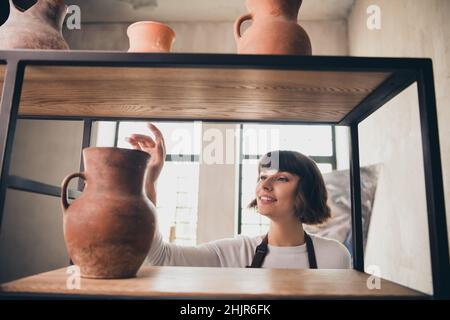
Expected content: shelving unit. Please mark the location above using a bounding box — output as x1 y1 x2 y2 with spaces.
0 266 425 299
0 50 448 299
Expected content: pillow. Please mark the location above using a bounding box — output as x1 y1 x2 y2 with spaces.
304 164 381 255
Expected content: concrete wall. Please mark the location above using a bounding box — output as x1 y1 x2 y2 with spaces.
63 20 348 55
348 0 450 295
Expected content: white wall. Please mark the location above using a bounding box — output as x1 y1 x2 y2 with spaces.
348 0 450 295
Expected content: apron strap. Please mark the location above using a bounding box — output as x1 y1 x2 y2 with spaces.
246 234 269 268
247 232 317 268
304 232 317 269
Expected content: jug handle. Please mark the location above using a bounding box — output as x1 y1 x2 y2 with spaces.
234 13 253 41
61 172 86 211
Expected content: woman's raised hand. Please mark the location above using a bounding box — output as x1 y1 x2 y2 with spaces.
126 123 166 186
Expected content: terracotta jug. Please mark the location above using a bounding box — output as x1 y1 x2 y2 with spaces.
0 0 69 50
127 21 175 52
234 0 311 55
61 147 156 279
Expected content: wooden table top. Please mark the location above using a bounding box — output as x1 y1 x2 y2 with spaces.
0 266 427 299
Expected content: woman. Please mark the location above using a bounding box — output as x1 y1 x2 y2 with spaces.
126 123 351 269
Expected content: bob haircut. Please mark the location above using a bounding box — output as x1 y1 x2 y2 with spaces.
248 150 330 225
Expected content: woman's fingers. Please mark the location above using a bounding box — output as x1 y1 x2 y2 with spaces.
147 123 166 156
125 137 140 150
137 142 146 151
128 134 156 148
127 139 142 151
125 123 166 158
148 123 165 147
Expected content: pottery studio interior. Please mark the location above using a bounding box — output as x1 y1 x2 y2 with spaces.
0 0 449 304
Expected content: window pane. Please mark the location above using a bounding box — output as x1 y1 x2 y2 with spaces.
175 208 196 223
242 124 332 156
317 163 333 173
94 121 117 147
156 161 199 244
174 222 197 239
241 223 269 237
242 208 269 225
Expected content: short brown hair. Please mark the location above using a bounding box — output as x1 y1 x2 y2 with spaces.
248 150 330 225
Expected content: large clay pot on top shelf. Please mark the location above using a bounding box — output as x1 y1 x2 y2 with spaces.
0 0 69 50
61 147 156 279
234 0 311 55
127 21 175 52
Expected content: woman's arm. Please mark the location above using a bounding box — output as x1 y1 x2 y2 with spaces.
146 229 222 267
127 123 222 267
126 123 165 206
145 182 157 207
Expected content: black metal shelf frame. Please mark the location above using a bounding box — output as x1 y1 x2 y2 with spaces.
0 51 448 299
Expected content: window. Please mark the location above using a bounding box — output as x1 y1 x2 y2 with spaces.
238 124 336 236
95 121 337 243
97 121 201 246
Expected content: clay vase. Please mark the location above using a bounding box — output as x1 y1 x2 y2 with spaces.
0 0 69 50
234 0 311 55
127 21 175 52
61 147 156 279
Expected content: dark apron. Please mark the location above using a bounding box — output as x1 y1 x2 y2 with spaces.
246 232 317 268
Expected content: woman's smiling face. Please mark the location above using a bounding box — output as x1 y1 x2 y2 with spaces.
255 169 300 221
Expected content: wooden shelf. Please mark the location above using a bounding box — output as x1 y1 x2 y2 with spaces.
1 52 446 298
15 65 391 123
0 266 426 299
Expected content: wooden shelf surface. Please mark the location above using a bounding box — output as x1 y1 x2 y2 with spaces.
7 65 392 123
0 266 426 299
